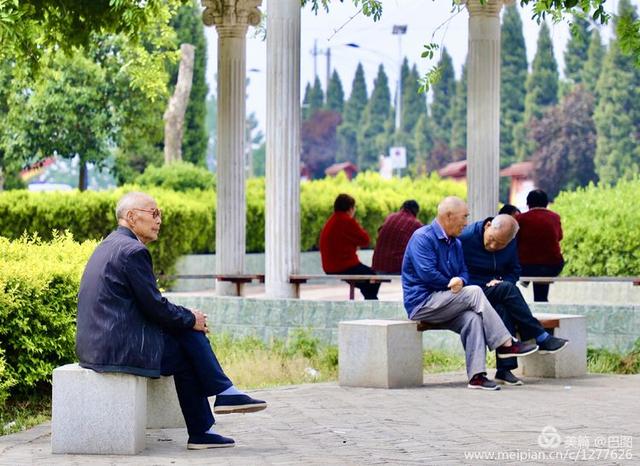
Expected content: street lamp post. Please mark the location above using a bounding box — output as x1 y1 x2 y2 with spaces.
392 25 407 133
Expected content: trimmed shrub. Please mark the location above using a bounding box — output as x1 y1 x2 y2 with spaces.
0 234 97 399
553 179 640 276
0 187 215 275
135 162 216 192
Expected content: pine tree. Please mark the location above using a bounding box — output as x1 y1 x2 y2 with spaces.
402 64 426 135
581 29 605 96
169 0 208 166
396 58 410 128
325 69 344 113
594 0 640 184
500 4 528 167
302 82 312 120
308 76 324 117
515 22 559 160
450 62 467 160
336 63 368 163
357 64 391 170
564 15 592 85
427 48 455 169
413 113 432 174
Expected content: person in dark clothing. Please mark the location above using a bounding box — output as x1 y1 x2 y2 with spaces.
517 189 564 302
459 214 569 385
319 193 379 299
372 200 423 274
76 192 266 450
498 203 521 217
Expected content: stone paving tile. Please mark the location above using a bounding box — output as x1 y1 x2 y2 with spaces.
1 373 639 465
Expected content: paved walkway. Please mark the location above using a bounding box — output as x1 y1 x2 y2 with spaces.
1 373 638 465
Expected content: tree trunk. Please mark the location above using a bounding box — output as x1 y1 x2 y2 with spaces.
164 43 195 165
78 161 88 191
0 166 4 191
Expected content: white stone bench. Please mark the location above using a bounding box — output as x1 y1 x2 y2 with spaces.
52 364 185 455
520 312 587 378
338 320 423 388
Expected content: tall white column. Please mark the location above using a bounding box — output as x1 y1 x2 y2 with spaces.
466 0 503 221
203 0 262 295
265 0 301 298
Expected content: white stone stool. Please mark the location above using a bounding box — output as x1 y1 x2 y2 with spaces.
146 376 185 428
520 313 587 378
339 320 423 388
51 363 147 454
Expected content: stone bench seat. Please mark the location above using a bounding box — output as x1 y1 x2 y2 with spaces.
52 364 185 455
338 313 587 388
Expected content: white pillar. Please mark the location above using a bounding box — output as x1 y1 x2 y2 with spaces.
203 0 262 295
265 0 301 298
466 0 503 221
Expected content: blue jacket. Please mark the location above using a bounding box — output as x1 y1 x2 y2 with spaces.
76 227 195 377
458 219 521 287
402 220 469 318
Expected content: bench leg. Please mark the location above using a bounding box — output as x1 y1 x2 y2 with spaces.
339 320 423 388
349 283 355 300
521 315 587 378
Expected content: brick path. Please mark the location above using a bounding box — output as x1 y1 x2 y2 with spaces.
1 373 638 465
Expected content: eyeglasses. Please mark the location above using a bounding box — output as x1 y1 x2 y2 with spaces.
132 208 162 219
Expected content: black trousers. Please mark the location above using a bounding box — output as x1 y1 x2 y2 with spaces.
161 329 233 435
522 262 564 302
338 262 380 300
483 281 546 371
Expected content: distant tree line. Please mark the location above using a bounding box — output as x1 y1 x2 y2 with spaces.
298 0 640 199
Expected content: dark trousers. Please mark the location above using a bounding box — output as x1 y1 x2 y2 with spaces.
483 281 546 371
339 262 380 300
161 329 233 435
522 262 564 302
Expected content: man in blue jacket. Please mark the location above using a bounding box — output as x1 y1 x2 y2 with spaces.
459 214 569 386
77 192 266 450
402 197 538 391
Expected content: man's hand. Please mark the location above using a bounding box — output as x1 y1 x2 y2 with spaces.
447 277 464 294
192 309 209 333
486 279 502 287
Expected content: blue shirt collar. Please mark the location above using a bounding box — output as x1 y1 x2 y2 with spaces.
432 219 450 242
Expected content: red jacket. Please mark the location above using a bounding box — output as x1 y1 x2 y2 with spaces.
319 211 370 273
372 209 422 273
517 208 564 266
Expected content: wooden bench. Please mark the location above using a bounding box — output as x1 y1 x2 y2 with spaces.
519 276 640 285
160 273 265 295
289 274 396 299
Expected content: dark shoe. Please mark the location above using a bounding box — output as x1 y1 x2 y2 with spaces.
467 373 500 391
495 370 524 386
187 432 235 449
537 336 569 354
214 394 267 414
497 341 538 359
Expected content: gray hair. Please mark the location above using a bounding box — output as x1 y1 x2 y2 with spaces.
490 214 519 241
437 196 466 217
115 192 155 221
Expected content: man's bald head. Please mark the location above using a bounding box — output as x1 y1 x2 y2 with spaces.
483 214 519 252
115 192 156 221
115 192 162 245
436 196 469 237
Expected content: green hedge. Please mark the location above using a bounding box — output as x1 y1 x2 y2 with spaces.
554 179 640 276
0 187 215 276
135 162 216 192
0 234 97 403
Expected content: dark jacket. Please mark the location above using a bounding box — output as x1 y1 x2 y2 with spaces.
459 219 521 287
76 227 195 377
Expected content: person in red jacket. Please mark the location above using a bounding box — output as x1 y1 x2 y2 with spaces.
517 189 564 302
319 193 380 299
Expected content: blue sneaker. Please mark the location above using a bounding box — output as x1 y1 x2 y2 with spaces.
214 394 267 414
187 432 235 449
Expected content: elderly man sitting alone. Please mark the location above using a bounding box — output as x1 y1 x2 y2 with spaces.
402 197 538 390
76 192 266 450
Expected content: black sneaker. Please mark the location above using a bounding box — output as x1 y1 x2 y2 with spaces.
537 336 569 354
495 370 524 386
467 373 500 391
214 394 267 414
497 341 539 359
187 432 235 449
